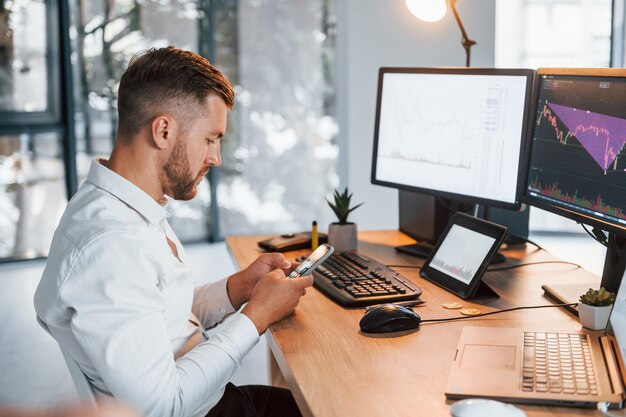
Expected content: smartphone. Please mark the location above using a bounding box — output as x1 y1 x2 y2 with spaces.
287 243 334 279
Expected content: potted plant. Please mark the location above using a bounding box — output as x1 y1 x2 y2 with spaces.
578 287 616 330
326 187 363 252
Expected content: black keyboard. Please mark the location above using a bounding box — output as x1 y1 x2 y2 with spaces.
298 252 422 307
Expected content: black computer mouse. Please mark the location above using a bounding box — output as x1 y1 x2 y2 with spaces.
359 303 421 333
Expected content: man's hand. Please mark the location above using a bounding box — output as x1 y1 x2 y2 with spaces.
241 269 313 334
227 253 294 309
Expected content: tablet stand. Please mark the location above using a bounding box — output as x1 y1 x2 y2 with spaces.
468 280 500 299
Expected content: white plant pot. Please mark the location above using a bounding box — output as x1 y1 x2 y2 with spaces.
328 223 358 253
578 303 612 330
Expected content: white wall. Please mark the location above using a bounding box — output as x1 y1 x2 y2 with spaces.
336 0 496 230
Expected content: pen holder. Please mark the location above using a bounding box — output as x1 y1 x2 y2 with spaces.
328 222 357 253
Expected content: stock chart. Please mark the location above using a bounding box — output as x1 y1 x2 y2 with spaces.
527 76 626 222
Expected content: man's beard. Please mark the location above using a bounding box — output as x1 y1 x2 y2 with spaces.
162 139 204 201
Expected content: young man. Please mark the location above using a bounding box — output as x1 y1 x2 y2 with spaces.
34 47 312 417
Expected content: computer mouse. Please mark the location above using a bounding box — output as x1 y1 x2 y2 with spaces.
359 303 421 333
449 399 526 417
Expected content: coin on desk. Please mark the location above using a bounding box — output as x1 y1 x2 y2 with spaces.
460 308 482 316
442 302 463 309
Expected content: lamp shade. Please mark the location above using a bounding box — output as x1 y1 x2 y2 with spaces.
405 0 447 22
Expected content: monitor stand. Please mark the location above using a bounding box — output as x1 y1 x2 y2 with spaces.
397 191 512 264
395 242 507 264
395 241 433 259
542 232 626 316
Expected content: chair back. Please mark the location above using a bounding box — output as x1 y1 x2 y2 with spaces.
36 316 97 406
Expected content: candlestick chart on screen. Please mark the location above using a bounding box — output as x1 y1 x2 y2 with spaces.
528 99 626 222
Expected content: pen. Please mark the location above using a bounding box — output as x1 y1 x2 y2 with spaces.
365 299 426 311
311 220 318 250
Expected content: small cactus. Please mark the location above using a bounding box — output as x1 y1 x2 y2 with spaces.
327 187 364 225
579 287 616 307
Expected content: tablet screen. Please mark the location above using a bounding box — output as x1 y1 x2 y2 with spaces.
429 224 497 285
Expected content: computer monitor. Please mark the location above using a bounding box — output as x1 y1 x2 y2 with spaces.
371 67 535 257
524 68 626 301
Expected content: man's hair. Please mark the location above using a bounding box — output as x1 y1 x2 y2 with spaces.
117 46 234 139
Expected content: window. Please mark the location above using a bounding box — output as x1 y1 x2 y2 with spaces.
0 0 67 260
495 0 613 233
215 0 339 238
0 0 339 261
71 0 339 242
71 0 210 242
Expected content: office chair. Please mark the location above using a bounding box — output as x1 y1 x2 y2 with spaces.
36 316 98 406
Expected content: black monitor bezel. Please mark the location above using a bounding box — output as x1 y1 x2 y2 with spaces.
370 67 536 210
521 67 626 237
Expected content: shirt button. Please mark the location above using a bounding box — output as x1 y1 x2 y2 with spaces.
219 308 226 314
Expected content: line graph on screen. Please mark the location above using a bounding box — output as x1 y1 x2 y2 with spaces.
537 102 626 174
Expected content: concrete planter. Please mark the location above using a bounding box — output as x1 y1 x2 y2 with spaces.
578 303 612 330
328 223 357 253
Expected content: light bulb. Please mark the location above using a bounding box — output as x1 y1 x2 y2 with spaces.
405 0 447 23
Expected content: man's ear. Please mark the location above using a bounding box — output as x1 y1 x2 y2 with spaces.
151 115 176 150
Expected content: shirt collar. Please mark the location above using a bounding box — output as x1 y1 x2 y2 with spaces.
86 158 168 226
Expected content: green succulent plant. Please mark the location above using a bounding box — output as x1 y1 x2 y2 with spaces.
327 187 363 225
579 287 616 307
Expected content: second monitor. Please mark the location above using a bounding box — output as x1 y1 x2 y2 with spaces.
524 68 626 300
370 67 535 256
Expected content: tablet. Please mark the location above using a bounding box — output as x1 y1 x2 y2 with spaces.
420 213 508 300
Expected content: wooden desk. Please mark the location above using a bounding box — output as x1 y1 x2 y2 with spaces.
227 231 623 417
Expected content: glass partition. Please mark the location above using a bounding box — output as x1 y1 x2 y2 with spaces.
0 0 60 125
0 132 66 259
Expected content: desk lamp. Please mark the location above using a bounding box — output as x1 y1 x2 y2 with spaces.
405 0 476 67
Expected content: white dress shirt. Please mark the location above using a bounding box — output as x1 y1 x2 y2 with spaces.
34 159 259 417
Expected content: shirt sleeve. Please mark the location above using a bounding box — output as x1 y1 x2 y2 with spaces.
192 278 237 328
60 231 259 417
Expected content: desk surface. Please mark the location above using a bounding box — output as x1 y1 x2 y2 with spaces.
226 231 622 417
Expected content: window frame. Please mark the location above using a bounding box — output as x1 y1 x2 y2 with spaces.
0 0 76 263
0 0 63 127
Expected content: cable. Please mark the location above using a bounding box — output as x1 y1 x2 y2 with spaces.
505 232 544 251
486 260 582 271
591 226 609 246
523 237 544 251
580 223 608 247
581 223 598 242
420 303 578 323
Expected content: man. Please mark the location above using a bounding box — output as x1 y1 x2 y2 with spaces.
34 47 312 417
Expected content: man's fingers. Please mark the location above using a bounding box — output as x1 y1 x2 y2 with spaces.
270 268 287 279
264 253 291 269
292 275 314 288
